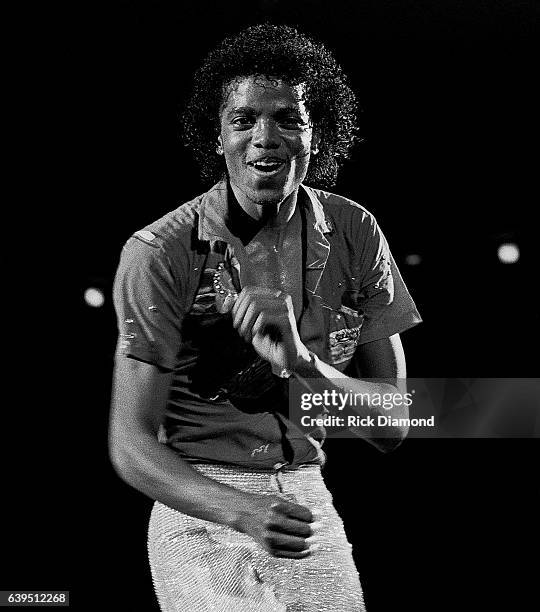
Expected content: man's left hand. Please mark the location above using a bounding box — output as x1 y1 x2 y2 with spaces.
231 286 309 372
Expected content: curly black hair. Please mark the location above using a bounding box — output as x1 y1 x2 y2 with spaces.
182 24 359 189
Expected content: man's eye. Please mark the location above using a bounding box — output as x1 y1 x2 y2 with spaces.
232 117 253 126
280 118 306 128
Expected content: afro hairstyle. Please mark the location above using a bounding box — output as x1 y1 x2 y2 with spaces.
181 23 359 189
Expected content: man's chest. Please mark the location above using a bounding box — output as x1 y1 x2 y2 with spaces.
184 229 365 375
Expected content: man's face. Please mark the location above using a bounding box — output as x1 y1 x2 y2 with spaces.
219 75 317 210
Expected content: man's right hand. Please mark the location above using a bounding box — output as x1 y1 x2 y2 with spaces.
234 493 318 558
111 358 321 554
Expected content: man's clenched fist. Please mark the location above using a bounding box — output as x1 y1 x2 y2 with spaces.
231 286 310 372
233 493 319 559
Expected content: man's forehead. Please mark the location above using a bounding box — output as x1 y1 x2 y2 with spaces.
221 75 307 110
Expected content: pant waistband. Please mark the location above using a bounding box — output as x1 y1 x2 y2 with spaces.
190 462 324 497
190 462 320 474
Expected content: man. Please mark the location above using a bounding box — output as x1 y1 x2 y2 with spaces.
109 24 421 611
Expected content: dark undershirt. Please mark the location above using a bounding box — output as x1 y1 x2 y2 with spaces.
225 183 266 245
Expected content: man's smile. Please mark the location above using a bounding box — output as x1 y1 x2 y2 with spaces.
247 156 287 176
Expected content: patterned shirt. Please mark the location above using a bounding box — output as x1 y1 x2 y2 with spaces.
113 181 422 468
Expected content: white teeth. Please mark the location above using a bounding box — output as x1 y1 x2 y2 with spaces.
252 160 282 170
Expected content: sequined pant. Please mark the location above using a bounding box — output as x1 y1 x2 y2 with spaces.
147 464 366 611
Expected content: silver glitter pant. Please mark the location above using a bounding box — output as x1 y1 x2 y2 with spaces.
147 464 366 611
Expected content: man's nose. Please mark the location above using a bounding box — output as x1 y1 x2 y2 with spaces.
252 119 280 149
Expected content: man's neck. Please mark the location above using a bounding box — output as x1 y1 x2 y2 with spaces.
226 183 299 244
229 181 298 221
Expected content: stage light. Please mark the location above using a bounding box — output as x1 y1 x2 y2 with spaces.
84 287 105 308
405 254 422 266
497 243 519 264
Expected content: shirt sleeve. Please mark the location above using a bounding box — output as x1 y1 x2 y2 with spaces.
355 214 422 345
112 234 185 371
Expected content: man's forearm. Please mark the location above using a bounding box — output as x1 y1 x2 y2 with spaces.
109 429 255 529
291 352 409 449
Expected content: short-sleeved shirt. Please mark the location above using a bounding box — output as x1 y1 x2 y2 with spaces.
113 180 422 468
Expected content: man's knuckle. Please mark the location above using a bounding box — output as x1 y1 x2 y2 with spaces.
263 533 275 547
263 516 275 529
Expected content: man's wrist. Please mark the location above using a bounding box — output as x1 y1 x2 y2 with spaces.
291 350 319 378
274 346 318 379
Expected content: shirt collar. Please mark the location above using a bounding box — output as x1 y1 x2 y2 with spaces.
197 179 332 244
197 181 235 244
300 183 332 235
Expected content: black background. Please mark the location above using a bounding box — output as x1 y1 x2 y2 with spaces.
4 1 538 610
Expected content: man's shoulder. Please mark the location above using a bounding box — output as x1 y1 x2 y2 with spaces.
138 192 204 248
118 190 209 274
304 185 376 231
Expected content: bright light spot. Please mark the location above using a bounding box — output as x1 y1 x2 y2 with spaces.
405 254 422 266
497 243 519 264
84 287 105 308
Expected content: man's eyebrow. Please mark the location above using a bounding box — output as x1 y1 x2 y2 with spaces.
225 106 255 118
274 106 305 117
225 105 307 118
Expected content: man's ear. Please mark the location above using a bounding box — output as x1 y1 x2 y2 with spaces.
311 131 321 155
216 134 224 155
